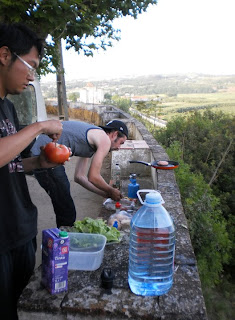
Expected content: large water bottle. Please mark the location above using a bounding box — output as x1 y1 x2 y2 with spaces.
128 174 139 199
128 189 175 296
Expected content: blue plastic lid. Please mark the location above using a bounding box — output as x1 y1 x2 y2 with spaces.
145 192 162 204
113 221 119 229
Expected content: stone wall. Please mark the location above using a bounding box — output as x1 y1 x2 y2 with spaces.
96 104 208 319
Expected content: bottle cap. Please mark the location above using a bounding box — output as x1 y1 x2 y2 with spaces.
145 192 163 204
59 231 68 238
115 202 121 208
137 190 165 205
113 221 118 228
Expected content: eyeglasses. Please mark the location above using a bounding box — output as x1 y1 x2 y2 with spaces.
13 52 37 77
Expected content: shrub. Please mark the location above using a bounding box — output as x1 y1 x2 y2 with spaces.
167 142 231 287
46 105 57 115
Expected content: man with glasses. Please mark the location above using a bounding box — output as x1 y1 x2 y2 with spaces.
13 52 37 78
0 23 63 319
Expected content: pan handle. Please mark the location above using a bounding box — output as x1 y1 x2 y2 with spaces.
129 160 150 166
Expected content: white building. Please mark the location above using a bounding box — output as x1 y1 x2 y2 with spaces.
79 82 104 104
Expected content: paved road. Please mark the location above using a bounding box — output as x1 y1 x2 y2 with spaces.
26 156 105 268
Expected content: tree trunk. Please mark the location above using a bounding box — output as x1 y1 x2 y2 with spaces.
208 138 233 186
56 39 69 120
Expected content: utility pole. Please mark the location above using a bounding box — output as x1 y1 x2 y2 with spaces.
56 39 69 120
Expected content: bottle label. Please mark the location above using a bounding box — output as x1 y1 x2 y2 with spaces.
130 226 175 265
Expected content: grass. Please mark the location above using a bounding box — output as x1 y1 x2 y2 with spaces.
137 92 235 122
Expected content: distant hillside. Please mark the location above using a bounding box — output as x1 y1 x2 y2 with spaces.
41 73 235 98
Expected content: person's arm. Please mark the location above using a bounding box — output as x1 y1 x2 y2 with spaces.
74 157 108 197
88 148 122 200
0 120 62 168
22 156 41 173
74 132 122 201
23 143 72 173
22 153 60 173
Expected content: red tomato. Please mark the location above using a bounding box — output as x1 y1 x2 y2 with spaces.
44 142 70 164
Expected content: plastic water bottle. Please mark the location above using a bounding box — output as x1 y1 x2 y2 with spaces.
128 174 139 199
128 189 175 296
113 163 121 190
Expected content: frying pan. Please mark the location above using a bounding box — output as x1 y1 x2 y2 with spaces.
129 160 179 170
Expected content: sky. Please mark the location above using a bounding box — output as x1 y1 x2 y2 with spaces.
41 0 235 83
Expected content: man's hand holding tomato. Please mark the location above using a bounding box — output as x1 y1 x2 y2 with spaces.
44 142 70 164
38 142 71 169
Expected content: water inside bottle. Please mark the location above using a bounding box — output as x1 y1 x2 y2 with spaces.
128 225 175 296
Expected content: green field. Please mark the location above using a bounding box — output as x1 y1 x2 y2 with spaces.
152 92 235 121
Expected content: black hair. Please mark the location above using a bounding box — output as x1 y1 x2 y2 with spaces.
102 128 126 138
0 23 44 61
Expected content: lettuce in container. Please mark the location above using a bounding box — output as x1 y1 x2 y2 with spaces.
73 217 121 243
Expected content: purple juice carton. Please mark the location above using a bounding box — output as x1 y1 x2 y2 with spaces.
41 228 69 294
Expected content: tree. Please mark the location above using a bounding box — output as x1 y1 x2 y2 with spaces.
111 94 131 113
68 92 80 102
166 142 231 287
0 0 157 119
154 111 235 284
0 0 157 71
134 98 163 127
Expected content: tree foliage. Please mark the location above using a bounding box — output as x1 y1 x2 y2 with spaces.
156 111 235 216
68 91 80 102
166 142 231 287
111 94 131 113
135 98 163 118
153 111 235 286
0 0 157 73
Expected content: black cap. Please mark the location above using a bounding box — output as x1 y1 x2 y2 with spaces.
100 120 128 138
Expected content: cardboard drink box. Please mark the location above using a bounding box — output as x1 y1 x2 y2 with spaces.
41 228 69 294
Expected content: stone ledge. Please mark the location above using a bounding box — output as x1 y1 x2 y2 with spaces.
18 227 207 320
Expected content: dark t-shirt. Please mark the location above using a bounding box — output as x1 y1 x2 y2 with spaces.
0 98 37 254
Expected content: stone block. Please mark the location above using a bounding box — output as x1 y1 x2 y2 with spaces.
111 140 151 178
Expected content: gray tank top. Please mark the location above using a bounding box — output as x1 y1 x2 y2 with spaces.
31 120 102 158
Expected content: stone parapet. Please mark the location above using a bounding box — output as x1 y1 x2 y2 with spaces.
18 226 207 319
